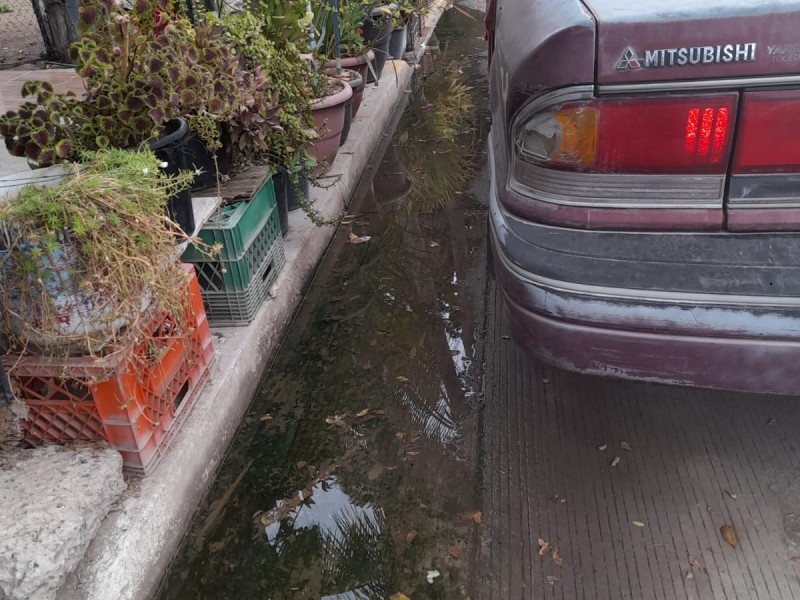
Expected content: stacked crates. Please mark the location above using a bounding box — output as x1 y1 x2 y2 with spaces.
6 265 214 475
182 176 285 326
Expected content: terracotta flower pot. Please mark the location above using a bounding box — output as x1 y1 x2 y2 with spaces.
323 50 373 116
309 78 354 176
323 68 363 145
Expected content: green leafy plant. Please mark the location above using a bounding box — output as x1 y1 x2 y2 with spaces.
310 0 366 60
0 149 197 359
212 10 316 170
0 0 241 165
0 3 12 13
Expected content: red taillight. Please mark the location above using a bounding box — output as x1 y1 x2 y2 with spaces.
592 96 736 174
517 94 738 175
685 107 730 162
733 90 800 174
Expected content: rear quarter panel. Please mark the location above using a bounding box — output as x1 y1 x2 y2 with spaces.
489 0 596 126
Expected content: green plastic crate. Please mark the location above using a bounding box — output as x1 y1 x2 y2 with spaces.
201 237 286 326
183 189 281 292
182 176 276 263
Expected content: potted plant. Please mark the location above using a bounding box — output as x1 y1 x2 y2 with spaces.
0 149 195 356
0 0 243 231
314 0 373 117
212 9 335 226
307 72 353 175
359 1 394 82
322 67 362 145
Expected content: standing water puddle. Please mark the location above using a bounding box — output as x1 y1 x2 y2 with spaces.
158 8 490 598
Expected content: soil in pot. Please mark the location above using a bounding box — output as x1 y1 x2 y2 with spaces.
149 118 195 235
361 11 392 82
389 23 408 60
323 68 363 145
309 78 354 176
322 50 372 117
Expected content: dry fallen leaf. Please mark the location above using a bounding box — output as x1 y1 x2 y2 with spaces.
367 462 385 481
396 376 409 382
620 441 632 452
538 538 550 556
405 530 417 544
790 556 800 564
611 456 621 468
347 232 372 244
295 461 307 469
598 444 608 451
552 548 564 567
632 521 645 528
724 489 738 500
389 594 410 600
688 555 703 569
448 546 462 559
721 525 738 548
355 408 370 418
685 571 695 580
259 414 273 422
471 511 483 524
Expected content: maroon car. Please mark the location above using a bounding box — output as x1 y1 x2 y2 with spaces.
486 0 800 395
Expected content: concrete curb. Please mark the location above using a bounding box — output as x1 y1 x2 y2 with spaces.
56 3 454 596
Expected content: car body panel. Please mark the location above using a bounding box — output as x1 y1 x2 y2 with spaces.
489 0 594 123
486 0 800 393
584 0 800 84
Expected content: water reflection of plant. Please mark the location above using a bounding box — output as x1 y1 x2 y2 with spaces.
397 66 476 211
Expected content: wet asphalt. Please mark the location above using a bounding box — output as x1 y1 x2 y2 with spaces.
157 5 800 599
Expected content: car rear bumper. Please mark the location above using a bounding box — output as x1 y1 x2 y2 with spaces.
488 131 800 395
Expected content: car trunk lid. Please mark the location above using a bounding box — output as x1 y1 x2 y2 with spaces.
584 0 800 85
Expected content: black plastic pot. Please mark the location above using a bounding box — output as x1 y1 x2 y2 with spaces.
287 176 310 212
184 130 230 192
272 169 290 237
361 10 393 83
389 23 407 60
149 118 195 235
406 14 419 52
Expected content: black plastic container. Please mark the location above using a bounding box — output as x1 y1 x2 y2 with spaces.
272 168 290 236
184 130 230 192
361 9 393 83
287 176 310 212
149 118 195 235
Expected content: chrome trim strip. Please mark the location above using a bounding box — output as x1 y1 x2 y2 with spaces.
598 74 800 95
510 161 724 209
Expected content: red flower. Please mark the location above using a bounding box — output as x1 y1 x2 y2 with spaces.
356 27 364 35
153 8 169 36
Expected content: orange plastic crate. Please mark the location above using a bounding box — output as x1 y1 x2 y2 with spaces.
6 265 215 475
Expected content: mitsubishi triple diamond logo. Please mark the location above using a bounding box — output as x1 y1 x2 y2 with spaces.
617 47 643 71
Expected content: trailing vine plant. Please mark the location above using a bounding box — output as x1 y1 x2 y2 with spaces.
0 150 206 365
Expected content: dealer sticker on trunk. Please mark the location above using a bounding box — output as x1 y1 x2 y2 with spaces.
617 43 757 71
